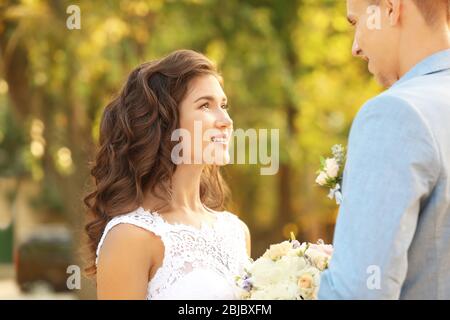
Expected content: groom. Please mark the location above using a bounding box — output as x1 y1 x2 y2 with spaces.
318 0 450 299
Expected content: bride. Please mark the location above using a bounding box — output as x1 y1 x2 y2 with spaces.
83 49 251 300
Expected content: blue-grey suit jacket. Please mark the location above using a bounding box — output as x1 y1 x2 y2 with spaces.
318 49 450 299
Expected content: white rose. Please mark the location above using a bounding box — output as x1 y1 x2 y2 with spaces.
325 158 339 178
263 241 292 261
276 256 306 280
305 248 330 271
252 283 298 300
250 258 276 285
297 272 314 289
287 247 302 257
315 171 328 186
297 268 321 300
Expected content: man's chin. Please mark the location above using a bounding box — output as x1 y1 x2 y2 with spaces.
372 71 395 88
367 63 377 79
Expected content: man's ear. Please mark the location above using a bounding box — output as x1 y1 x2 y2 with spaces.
384 0 401 26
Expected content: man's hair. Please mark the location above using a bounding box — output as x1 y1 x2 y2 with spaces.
370 0 449 25
412 0 449 25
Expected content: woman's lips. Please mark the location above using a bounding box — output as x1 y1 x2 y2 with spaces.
210 133 229 144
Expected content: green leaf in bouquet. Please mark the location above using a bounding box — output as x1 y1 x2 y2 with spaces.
290 232 296 241
325 177 337 188
319 156 326 169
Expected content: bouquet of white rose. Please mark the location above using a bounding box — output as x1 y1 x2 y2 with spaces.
236 234 333 300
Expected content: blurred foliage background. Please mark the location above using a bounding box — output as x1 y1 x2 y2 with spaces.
0 0 381 298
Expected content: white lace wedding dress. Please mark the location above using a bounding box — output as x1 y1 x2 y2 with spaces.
95 206 250 299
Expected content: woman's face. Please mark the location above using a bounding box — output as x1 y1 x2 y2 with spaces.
177 74 233 166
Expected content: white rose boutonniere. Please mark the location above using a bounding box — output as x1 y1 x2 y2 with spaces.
315 144 346 205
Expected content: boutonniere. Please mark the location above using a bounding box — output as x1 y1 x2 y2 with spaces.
315 144 346 205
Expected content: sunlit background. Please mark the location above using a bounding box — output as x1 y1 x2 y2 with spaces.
0 0 381 299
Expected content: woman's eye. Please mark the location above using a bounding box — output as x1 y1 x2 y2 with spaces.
221 104 230 110
200 103 209 110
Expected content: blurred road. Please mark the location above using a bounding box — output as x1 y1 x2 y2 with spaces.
0 264 77 300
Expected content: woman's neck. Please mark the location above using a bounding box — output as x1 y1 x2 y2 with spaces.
142 164 206 214
169 164 205 213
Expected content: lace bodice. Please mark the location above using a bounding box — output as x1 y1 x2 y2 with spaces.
95 207 250 299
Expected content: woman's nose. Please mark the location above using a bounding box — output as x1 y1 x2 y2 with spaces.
215 110 233 129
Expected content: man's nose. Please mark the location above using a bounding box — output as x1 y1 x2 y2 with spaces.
352 37 363 57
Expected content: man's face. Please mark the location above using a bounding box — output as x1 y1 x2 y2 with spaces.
347 0 400 87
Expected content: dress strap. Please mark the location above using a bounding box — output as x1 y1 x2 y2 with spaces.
95 207 166 266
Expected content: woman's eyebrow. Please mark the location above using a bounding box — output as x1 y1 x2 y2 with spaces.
194 95 227 103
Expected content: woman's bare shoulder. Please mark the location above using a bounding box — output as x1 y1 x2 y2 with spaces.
96 223 163 299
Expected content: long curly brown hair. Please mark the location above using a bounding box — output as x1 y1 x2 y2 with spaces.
83 50 230 277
